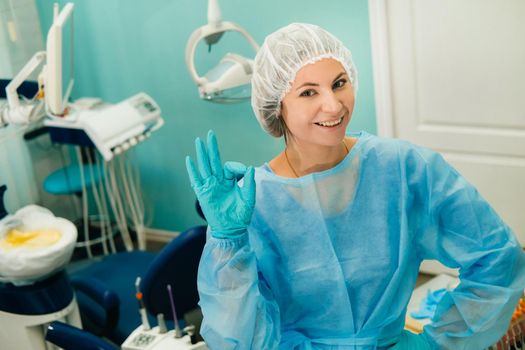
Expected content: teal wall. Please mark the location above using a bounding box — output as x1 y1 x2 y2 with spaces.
35 0 377 231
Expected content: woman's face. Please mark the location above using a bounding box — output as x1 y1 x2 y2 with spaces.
281 58 355 148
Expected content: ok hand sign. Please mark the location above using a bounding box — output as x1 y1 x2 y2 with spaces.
186 130 256 239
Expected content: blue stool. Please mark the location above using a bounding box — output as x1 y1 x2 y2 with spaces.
0 270 83 349
0 184 83 349
43 164 103 195
42 155 111 260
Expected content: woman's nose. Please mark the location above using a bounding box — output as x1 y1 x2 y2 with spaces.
320 90 342 114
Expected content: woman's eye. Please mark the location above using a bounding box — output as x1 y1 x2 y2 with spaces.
333 79 347 89
299 89 316 97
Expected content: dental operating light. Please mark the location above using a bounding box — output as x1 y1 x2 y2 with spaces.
185 0 259 103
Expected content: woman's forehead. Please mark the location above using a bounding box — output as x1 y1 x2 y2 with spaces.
292 58 347 86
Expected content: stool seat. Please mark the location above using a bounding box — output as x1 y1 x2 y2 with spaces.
44 165 103 195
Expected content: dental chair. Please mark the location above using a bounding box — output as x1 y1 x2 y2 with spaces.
61 224 207 347
67 249 156 344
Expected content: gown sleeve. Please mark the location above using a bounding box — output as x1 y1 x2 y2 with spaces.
409 145 525 350
197 228 281 349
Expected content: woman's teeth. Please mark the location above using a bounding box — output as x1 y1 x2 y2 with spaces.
315 116 344 127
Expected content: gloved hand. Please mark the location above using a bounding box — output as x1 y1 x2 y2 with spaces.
185 130 256 239
410 288 447 320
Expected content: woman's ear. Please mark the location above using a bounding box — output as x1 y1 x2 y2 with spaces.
279 116 290 144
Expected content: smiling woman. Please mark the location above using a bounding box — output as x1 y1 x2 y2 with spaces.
186 23 525 350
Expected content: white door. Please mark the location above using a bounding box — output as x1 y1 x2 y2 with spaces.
369 0 525 274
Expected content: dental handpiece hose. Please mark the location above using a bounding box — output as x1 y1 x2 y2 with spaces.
135 277 151 330
167 284 183 338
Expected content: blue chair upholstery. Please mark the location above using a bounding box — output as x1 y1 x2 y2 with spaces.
69 250 156 344
142 225 207 321
70 276 120 337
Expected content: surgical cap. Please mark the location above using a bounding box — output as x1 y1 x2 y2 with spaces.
251 23 359 137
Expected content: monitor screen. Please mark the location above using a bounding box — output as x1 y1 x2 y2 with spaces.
45 3 74 117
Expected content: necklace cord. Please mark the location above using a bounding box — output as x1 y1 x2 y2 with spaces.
285 140 349 178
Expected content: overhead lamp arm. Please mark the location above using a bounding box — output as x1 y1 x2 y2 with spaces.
208 0 222 26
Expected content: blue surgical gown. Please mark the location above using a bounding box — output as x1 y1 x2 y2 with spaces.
197 131 525 350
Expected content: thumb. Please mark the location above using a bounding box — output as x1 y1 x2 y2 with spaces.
240 166 256 207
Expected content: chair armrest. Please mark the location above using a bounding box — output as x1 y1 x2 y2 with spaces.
46 321 118 350
71 276 120 337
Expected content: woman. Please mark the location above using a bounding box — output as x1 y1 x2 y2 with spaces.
186 23 525 350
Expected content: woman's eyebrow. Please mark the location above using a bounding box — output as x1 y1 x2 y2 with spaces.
295 72 347 90
332 72 347 82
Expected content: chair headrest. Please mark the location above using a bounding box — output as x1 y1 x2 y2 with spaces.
141 225 207 320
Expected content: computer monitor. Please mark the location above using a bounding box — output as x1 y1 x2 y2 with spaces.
45 3 74 117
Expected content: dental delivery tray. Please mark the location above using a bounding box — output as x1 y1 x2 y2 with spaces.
122 326 207 350
44 93 164 161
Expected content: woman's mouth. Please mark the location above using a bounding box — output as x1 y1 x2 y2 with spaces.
314 115 344 128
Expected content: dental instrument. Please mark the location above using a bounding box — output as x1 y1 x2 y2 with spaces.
136 277 151 331
167 284 183 338
185 0 259 103
157 313 167 334
184 324 197 345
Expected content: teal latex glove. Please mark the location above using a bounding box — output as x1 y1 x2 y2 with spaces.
185 130 256 239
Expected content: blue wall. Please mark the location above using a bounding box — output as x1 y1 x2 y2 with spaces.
35 0 377 231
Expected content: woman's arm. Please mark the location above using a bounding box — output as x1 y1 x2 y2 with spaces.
197 232 281 349
186 131 281 349
409 146 525 350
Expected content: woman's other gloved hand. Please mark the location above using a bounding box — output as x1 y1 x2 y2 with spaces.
186 130 256 239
